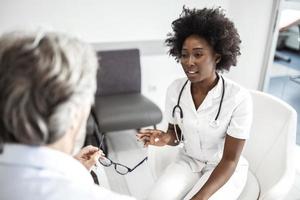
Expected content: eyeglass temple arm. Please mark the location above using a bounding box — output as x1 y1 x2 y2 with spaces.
129 157 148 172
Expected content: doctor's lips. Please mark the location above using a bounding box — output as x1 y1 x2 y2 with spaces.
185 70 199 76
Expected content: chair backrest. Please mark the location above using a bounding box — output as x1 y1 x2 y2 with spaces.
243 90 297 199
96 49 141 96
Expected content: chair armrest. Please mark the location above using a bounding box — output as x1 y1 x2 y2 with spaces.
260 168 295 200
259 142 296 200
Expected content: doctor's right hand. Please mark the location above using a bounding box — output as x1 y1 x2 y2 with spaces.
136 129 170 147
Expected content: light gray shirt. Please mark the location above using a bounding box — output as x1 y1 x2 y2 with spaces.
0 144 135 200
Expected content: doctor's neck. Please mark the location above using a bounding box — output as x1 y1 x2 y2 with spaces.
191 73 219 95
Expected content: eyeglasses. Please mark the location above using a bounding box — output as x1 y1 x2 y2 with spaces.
98 156 148 175
90 107 148 175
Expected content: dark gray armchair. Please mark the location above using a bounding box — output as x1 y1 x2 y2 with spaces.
86 49 162 154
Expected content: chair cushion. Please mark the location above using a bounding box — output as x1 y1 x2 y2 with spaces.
238 170 260 200
94 93 162 132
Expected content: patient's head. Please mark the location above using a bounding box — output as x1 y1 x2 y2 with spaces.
0 31 98 153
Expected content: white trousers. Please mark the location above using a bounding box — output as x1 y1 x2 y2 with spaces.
147 159 248 200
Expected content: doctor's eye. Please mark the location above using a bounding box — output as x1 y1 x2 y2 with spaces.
194 52 203 58
180 53 188 59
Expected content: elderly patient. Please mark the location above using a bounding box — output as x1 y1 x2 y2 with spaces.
0 31 134 200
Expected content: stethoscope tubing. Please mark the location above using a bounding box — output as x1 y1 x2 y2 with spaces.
171 75 225 144
172 75 225 123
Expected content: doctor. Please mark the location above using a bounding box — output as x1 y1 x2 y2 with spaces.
137 7 253 200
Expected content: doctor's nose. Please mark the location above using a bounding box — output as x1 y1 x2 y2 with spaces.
186 56 195 67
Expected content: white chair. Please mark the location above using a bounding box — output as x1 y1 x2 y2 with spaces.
147 90 297 200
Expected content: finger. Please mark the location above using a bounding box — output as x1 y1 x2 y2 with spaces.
136 133 145 139
139 135 150 140
98 149 105 157
149 130 163 136
139 130 161 139
138 129 153 133
93 151 102 160
80 145 99 154
88 149 104 158
85 151 102 170
86 145 99 152
141 137 150 146
136 132 152 138
82 148 104 160
139 131 160 137
144 137 155 147
137 134 149 140
149 135 155 144
138 136 150 144
137 129 158 137
144 141 150 147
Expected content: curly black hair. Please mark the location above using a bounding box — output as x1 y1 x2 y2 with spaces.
165 7 241 71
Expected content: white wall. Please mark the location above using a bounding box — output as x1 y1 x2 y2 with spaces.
225 0 275 90
0 0 229 108
0 0 228 42
0 0 275 110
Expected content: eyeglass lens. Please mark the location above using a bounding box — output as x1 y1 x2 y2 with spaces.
99 157 130 174
99 157 112 166
115 164 130 175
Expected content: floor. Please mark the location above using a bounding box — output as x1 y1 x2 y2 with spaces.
274 49 300 72
93 130 153 199
93 130 300 200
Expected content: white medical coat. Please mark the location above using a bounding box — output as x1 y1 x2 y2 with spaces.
164 75 253 172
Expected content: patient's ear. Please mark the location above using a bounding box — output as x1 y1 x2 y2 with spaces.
215 54 221 64
48 106 88 155
72 106 91 155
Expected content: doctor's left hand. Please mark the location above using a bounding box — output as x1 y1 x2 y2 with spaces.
74 145 105 171
136 129 169 147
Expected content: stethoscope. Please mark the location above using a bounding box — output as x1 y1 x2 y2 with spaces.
172 75 225 145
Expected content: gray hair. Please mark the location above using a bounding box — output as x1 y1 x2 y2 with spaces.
0 31 98 146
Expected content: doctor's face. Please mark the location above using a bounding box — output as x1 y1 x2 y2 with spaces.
180 35 219 83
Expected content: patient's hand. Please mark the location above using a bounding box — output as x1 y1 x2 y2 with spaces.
74 145 105 171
